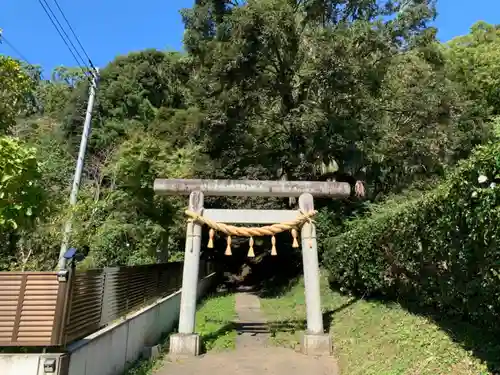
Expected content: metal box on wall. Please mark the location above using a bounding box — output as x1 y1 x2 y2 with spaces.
0 353 69 375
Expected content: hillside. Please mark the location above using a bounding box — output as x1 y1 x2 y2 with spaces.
2 3 499 271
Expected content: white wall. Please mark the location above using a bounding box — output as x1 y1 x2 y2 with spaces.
66 272 216 375
0 353 68 375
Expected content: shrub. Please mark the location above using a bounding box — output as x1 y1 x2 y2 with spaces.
323 142 500 326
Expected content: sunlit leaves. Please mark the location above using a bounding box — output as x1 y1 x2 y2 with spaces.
68 133 209 268
445 21 500 116
0 136 43 230
0 56 33 133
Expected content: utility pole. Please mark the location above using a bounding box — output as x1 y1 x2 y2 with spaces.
57 69 99 270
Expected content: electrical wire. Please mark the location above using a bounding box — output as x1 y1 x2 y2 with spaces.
51 0 96 71
0 35 32 64
39 0 87 68
37 0 89 76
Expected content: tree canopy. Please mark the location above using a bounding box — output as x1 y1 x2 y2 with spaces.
0 1 498 269
0 56 33 133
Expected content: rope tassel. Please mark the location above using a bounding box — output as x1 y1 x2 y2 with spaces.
225 236 232 256
291 228 299 248
271 235 277 256
208 228 215 248
248 237 255 257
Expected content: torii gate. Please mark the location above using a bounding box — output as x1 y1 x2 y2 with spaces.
154 179 352 357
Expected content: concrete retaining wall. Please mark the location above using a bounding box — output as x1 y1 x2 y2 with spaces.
67 272 217 375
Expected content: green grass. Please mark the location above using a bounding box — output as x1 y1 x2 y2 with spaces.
261 272 491 375
196 292 237 352
123 331 171 375
123 292 236 375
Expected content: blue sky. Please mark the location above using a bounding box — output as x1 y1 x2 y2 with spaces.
0 0 498 74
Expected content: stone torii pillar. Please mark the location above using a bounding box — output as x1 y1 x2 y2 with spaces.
154 179 351 357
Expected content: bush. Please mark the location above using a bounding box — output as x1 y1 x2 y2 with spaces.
323 142 500 326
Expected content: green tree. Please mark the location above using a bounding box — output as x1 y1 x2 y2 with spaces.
0 56 32 133
4 3 498 272
0 136 45 270
445 21 500 116
0 136 43 230
62 50 196 156
181 0 474 192
37 66 85 117
69 132 209 268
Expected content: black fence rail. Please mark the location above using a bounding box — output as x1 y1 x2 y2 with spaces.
98 262 183 328
65 261 213 343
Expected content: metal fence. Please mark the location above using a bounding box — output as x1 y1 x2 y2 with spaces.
64 268 106 344
64 262 185 342
0 261 215 347
0 272 70 346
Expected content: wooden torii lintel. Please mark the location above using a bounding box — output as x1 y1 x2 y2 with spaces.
154 178 351 198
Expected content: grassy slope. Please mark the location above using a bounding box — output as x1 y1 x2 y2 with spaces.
196 292 237 352
124 292 236 375
261 272 490 375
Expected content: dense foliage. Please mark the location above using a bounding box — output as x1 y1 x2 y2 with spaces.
444 21 500 118
0 136 44 270
1 1 499 269
0 56 33 132
0 136 42 229
323 142 500 326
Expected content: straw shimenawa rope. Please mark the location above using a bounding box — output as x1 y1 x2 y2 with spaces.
184 209 317 237
185 209 317 257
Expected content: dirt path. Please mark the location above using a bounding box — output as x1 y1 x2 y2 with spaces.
156 289 339 375
234 288 269 348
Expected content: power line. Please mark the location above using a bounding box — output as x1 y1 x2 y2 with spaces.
0 35 32 65
51 0 96 71
38 0 87 68
37 0 89 75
